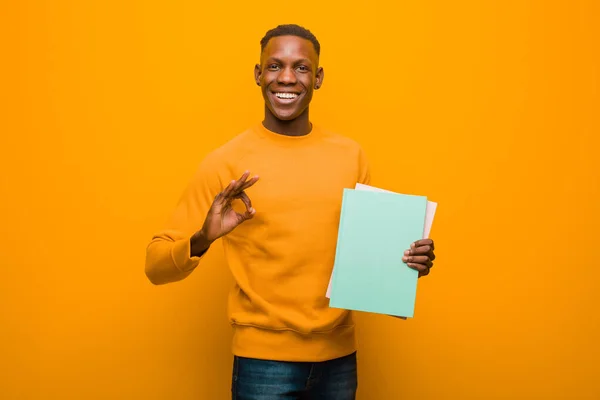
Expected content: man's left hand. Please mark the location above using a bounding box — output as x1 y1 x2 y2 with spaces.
402 239 436 277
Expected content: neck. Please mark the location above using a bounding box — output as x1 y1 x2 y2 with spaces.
262 106 312 136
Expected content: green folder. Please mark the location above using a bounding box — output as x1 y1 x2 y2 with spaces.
328 188 428 318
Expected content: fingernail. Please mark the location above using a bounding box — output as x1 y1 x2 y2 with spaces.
402 257 408 262
404 250 410 256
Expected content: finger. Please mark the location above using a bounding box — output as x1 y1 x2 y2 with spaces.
407 263 429 273
413 247 436 262
243 208 256 219
231 171 251 193
236 170 251 185
237 192 255 213
222 171 251 198
419 268 431 277
218 182 233 200
237 175 260 193
402 255 430 264
228 171 259 197
237 206 255 221
222 175 244 198
406 245 433 256
410 260 433 269
412 239 434 249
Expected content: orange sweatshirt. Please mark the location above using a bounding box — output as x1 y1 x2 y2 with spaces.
145 122 370 362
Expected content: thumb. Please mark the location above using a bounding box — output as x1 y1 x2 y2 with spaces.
230 210 253 229
241 207 256 221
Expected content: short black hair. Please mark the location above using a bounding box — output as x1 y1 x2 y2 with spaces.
260 24 320 56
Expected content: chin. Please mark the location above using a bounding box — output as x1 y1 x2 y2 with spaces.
270 108 303 121
274 112 300 121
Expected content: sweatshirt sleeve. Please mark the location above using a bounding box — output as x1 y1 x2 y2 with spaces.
145 155 223 285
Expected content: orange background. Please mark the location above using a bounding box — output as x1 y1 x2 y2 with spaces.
1 1 599 399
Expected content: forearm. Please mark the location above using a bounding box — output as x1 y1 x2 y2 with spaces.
190 229 212 258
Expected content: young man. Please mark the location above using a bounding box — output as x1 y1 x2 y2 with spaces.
145 24 436 399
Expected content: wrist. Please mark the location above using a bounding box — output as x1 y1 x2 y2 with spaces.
190 229 212 258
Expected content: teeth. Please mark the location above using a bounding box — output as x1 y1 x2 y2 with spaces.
275 93 298 99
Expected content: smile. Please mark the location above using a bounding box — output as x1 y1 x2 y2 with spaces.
274 92 299 99
270 91 302 106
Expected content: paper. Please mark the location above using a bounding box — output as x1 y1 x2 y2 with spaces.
327 188 428 318
325 183 437 306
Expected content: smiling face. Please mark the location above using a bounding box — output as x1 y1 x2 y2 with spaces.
254 35 324 123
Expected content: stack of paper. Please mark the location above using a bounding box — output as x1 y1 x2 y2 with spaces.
326 183 437 318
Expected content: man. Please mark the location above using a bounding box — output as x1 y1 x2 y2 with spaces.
145 24 436 399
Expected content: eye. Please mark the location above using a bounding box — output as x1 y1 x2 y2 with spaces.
296 65 309 72
268 64 280 71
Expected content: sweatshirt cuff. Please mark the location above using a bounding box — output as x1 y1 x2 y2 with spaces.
171 238 202 272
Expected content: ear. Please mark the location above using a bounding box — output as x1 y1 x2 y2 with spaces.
314 66 324 90
254 63 261 86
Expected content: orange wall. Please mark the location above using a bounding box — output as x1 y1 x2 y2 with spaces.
1 1 598 399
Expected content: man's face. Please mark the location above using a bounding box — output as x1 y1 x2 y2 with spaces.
255 35 324 121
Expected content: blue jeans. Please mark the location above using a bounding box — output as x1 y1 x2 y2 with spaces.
231 351 358 399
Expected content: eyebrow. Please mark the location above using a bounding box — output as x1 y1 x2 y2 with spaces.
266 57 313 65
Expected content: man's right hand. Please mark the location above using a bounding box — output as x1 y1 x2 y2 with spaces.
194 171 260 250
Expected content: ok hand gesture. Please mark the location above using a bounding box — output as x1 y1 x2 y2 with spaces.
200 171 260 243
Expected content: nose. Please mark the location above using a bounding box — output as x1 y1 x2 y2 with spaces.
277 67 296 85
